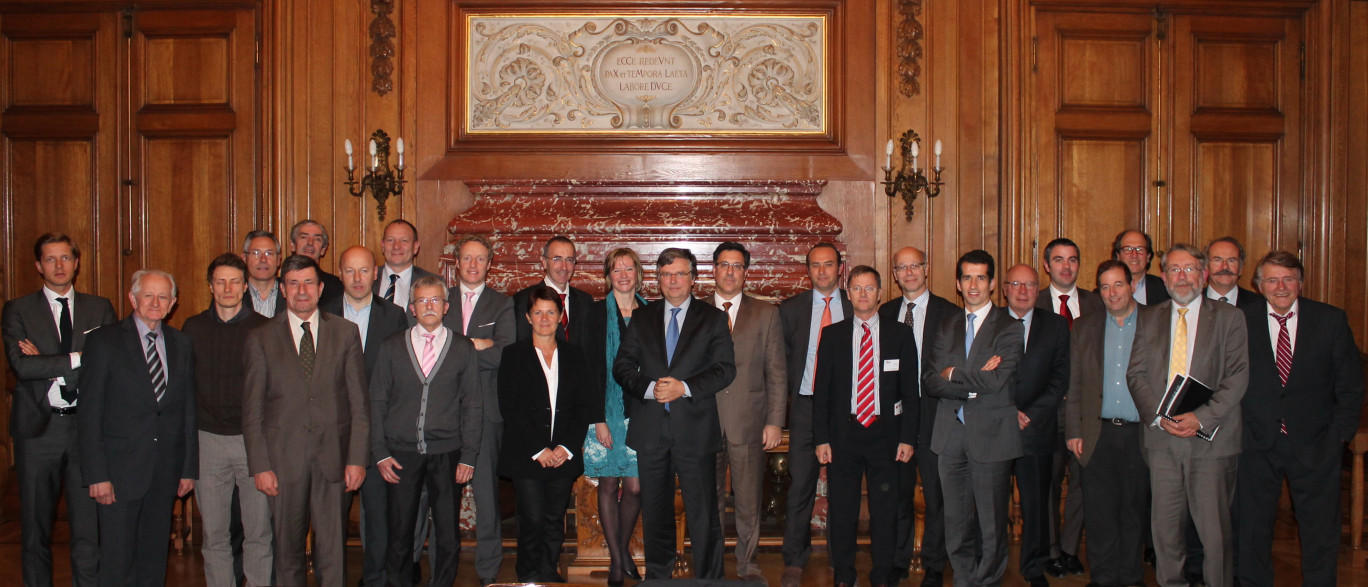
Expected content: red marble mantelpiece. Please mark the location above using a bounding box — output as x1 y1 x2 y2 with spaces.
439 180 845 301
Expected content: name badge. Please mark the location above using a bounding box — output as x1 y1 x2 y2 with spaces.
893 400 904 415
883 359 900 371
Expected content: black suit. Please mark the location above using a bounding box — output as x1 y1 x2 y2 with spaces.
315 268 345 306
1009 310 1070 582
320 295 408 587
514 282 594 348
1236 298 1363 587
2 288 116 586
1140 273 1170 306
613 297 736 579
79 316 197 587
1207 285 1264 312
812 316 918 585
778 289 853 569
881 292 959 578
371 264 439 316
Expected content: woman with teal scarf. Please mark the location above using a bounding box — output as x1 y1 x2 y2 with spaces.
584 248 647 587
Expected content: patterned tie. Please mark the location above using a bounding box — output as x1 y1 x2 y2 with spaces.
462 291 477 335
57 297 75 403
1169 308 1189 384
1273 312 1295 386
723 301 733 332
559 293 569 336
959 313 977 423
299 321 316 379
420 332 437 377
903 301 916 329
145 332 166 403
855 323 876 427
664 307 681 413
1058 294 1073 330
384 273 399 302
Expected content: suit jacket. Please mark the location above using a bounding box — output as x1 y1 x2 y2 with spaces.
585 296 644 423
78 316 197 499
811 317 919 450
497 340 597 479
1011 310 1070 455
2 289 117 439
614 297 736 456
1125 298 1249 457
370 264 439 303
779 290 854 400
242 311 369 483
1034 286 1105 318
1206 285 1264 312
878 292 961 451
709 294 787 442
1140 273 1170 306
317 269 345 306
922 305 1025 462
369 326 482 464
443 285 516 423
1241 298 1363 468
1064 310 1121 466
514 283 594 350
320 295 409 379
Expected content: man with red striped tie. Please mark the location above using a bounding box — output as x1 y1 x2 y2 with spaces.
812 265 919 587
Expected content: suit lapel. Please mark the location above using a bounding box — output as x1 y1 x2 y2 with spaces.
1188 299 1217 380
273 315 309 381
121 319 158 406
26 292 61 348
967 307 999 363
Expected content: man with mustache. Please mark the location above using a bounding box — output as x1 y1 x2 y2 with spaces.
1204 237 1264 311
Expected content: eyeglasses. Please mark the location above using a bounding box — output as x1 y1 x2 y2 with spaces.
659 271 692 280
715 262 746 271
543 255 576 265
246 250 278 258
893 263 926 272
412 296 445 306
1120 246 1149 255
848 285 879 294
1258 276 1300 287
1003 281 1038 289
1165 266 1201 275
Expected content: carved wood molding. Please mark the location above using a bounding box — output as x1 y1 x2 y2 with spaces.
896 0 925 97
370 0 397 96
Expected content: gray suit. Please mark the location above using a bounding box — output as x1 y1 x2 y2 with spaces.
1126 298 1249 587
923 305 1024 587
709 294 787 577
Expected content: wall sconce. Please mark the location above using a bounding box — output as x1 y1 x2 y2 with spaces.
882 129 945 220
344 129 407 221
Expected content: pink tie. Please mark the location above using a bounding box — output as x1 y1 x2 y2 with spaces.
420 333 437 376
462 291 476 335
1273 312 1294 386
855 323 876 427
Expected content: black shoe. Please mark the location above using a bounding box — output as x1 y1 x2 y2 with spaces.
411 564 422 586
1045 558 1067 578
1143 547 1156 567
622 563 643 581
1186 573 1207 587
888 568 909 585
1062 553 1086 575
479 579 497 587
919 569 943 587
1027 576 1049 587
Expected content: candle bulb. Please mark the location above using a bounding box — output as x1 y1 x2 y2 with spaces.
396 137 404 167
369 139 378 171
910 141 919 169
885 139 894 169
934 139 943 168
344 139 354 170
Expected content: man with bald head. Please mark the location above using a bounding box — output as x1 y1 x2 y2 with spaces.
289 219 344 305
514 236 594 348
1002 264 1070 587
880 246 959 587
321 246 408 586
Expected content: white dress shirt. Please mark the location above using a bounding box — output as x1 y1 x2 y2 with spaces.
531 346 574 460
713 292 742 327
1265 300 1299 355
1048 284 1083 317
543 278 571 324
381 265 415 308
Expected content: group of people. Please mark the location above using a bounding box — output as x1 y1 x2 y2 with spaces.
1 218 1360 587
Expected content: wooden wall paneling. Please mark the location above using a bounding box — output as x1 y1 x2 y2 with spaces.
1342 0 1368 347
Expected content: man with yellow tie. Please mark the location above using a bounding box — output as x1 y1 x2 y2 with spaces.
1125 243 1249 587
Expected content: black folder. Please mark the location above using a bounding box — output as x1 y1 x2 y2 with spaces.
1157 374 1220 441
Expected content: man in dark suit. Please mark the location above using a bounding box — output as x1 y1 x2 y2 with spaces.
443 234 516 585
243 254 370 586
1002 264 1070 587
288 219 344 305
1113 229 1169 306
881 246 959 587
1204 236 1264 311
1035 237 1100 579
514 235 594 347
2 232 116 586
923 249 1024 587
613 247 736 580
322 246 409 587
242 229 286 317
1235 251 1363 587
1126 243 1249 587
79 269 197 586
372 275 483 587
814 265 918 587
1066 260 1150 587
374 219 439 315
779 243 853 587
708 241 787 581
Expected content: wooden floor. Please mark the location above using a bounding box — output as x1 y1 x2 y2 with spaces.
2 473 1366 586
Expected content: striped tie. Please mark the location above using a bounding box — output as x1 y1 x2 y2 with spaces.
145 332 167 403
855 323 876 427
1273 312 1295 386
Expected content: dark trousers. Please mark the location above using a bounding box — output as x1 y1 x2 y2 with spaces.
512 475 575 581
270 456 347 586
385 450 462 587
356 462 388 586
782 395 820 569
95 475 178 586
1014 452 1054 581
472 420 505 581
938 423 1013 587
15 414 99 587
638 417 724 580
1049 432 1085 558
829 420 900 586
1081 423 1148 586
1236 435 1341 587
894 439 947 576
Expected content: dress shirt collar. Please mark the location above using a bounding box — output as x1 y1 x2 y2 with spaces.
460 281 486 299
903 289 930 313
1048 283 1080 303
1207 286 1238 305
42 285 75 306
542 278 568 295
1267 299 1299 319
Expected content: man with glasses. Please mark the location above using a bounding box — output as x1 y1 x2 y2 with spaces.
514 236 593 348
242 230 285 317
1126 244 1248 587
1112 230 1170 306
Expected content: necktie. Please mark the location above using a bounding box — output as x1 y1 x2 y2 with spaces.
903 301 916 329
420 332 437 377
959 313 977 423
1059 294 1073 330
462 291 477 335
855 323 876 427
1169 308 1189 383
665 307 681 412
57 297 75 403
1273 312 1295 386
723 301 733 332
384 274 399 302
299 321 316 379
145 332 166 403
1220 296 1230 305
559 293 569 336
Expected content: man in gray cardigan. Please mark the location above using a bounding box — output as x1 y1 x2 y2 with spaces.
370 274 483 586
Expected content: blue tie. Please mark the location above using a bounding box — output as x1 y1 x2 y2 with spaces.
664 307 681 412
958 313 977 423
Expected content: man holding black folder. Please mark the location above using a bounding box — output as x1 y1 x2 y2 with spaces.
1126 243 1248 587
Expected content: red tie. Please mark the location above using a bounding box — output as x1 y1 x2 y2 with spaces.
1059 294 1073 330
1273 312 1294 386
855 323 876 427
559 293 569 335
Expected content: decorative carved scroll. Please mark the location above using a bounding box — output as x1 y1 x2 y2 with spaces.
370 0 397 96
896 0 925 97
